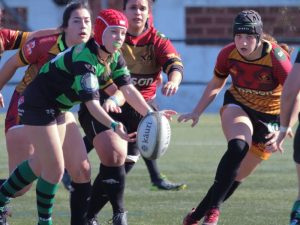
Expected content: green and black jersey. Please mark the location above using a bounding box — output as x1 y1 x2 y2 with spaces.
21 38 131 112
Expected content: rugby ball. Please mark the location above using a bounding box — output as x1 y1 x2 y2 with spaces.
137 112 171 160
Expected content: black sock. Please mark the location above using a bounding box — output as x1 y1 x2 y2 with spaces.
193 139 248 220
87 171 109 219
223 181 241 202
142 157 161 183
83 135 94 154
70 181 91 225
0 179 6 187
100 164 126 214
125 161 135 174
88 164 126 216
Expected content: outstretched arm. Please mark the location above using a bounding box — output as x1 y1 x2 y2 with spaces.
26 28 60 41
178 75 227 127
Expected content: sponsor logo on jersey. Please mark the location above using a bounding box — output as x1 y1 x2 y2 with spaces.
131 77 154 87
157 31 168 40
81 73 99 92
274 47 286 61
24 40 36 55
258 73 272 84
236 86 273 96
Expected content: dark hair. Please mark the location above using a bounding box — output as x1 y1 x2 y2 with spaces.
233 10 263 38
60 0 91 29
123 0 154 10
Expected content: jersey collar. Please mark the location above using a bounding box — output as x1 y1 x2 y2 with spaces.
48 33 68 55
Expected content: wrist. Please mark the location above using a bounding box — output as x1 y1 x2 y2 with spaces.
110 121 119 132
280 126 291 133
108 95 119 106
147 109 154 115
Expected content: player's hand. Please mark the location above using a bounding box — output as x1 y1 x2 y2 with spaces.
177 112 200 127
161 81 179 96
159 110 177 121
0 92 4 108
265 131 280 152
102 98 122 113
275 128 293 153
115 122 136 142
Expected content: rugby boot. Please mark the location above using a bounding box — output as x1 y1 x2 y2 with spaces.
0 208 9 225
202 208 220 225
151 174 187 191
112 212 128 225
290 200 300 225
183 208 199 225
86 217 100 225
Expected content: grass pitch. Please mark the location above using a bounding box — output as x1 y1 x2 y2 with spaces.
0 113 297 225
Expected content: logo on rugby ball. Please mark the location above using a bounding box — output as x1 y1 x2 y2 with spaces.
137 112 171 160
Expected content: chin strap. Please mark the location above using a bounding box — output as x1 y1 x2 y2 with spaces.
100 45 112 54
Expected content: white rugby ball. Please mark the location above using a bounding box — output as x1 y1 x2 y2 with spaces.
137 112 171 160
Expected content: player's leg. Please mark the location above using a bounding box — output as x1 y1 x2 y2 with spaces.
92 130 128 225
58 112 91 225
290 123 300 225
184 105 252 225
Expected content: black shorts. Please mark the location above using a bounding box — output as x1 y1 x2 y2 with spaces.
78 96 158 147
18 101 63 126
222 90 279 160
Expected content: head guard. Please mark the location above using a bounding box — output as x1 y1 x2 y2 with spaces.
233 10 263 38
94 9 128 46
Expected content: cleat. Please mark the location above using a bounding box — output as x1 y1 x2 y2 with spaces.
0 208 9 225
112 212 128 225
183 208 199 225
151 174 187 191
86 217 100 225
290 200 300 225
202 208 220 225
61 170 73 192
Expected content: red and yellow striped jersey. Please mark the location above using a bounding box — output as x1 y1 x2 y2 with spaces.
214 41 292 114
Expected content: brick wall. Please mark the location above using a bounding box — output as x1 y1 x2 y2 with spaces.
186 7 300 44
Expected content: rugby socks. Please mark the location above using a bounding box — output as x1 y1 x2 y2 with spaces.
0 160 37 209
87 162 134 219
70 181 91 225
36 177 59 225
87 171 109 219
0 179 6 187
125 161 135 173
193 139 248 220
223 181 241 202
189 180 241 221
99 164 126 214
142 157 162 183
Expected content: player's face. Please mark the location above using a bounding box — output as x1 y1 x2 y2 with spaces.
124 0 149 32
234 33 258 57
102 27 127 53
64 8 92 46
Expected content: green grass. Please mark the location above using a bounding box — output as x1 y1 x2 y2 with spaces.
0 113 297 225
